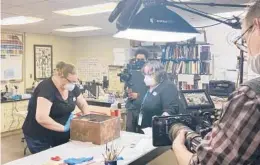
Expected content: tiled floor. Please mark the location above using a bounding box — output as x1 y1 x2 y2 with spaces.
1 133 30 164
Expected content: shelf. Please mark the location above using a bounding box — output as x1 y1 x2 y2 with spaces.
178 74 212 76
162 58 200 63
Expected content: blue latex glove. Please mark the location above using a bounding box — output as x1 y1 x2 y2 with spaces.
64 157 93 165
117 156 124 160
64 113 74 132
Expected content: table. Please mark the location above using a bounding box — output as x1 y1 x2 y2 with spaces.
3 132 160 165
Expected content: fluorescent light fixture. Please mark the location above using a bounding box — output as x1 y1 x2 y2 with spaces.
113 5 199 42
1 16 43 25
54 26 102 32
53 2 117 16
114 29 198 42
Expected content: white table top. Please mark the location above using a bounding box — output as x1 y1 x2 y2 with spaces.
4 131 156 165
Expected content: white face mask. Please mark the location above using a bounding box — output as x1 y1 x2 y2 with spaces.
144 75 156 86
64 83 75 91
248 54 260 74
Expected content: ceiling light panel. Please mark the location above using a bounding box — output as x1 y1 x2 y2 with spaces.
54 26 102 32
1 16 44 25
53 2 117 16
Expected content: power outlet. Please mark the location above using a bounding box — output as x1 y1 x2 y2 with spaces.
30 74 32 79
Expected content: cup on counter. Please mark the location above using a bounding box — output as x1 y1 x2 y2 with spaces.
105 160 117 165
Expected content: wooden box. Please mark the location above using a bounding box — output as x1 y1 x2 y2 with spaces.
70 114 121 145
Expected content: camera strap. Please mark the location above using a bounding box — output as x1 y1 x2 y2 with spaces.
138 84 160 126
138 91 149 126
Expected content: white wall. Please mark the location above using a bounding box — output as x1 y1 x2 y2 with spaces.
205 24 240 81
1 33 130 93
72 35 130 80
24 33 74 88
203 23 259 82
73 35 130 63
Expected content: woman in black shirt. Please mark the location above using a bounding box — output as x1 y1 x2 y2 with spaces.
22 62 89 154
138 61 183 128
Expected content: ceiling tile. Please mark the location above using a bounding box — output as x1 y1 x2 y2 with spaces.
1 12 18 19
1 0 248 37
1 3 17 9
1 0 43 6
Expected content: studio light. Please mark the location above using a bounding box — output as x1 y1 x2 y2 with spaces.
113 5 199 42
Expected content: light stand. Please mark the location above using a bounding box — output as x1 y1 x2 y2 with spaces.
163 1 247 29
110 0 249 83
239 40 246 84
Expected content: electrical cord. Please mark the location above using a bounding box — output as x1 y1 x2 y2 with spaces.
177 0 230 20
194 22 222 28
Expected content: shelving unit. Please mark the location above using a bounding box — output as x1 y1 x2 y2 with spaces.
130 40 212 90
162 44 212 90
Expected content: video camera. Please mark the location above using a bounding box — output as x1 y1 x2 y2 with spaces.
152 89 218 153
117 59 145 88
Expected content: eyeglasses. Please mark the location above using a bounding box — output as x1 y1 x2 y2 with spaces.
233 25 253 53
64 77 77 84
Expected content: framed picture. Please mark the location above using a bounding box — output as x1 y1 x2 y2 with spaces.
34 45 53 80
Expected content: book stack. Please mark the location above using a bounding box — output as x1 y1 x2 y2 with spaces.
200 45 211 75
176 61 200 74
178 82 194 90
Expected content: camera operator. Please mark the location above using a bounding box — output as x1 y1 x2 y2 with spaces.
172 1 260 165
125 48 149 133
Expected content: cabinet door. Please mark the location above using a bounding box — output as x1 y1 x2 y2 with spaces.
15 101 28 129
1 109 5 132
18 117 25 129
2 103 13 132
16 101 29 111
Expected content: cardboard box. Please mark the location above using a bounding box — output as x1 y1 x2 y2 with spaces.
70 114 121 145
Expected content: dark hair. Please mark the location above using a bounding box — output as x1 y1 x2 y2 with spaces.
134 47 150 59
55 61 76 77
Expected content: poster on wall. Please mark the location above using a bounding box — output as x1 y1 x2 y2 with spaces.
34 45 53 80
1 32 24 81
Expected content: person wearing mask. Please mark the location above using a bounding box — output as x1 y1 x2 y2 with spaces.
22 62 89 154
125 48 149 132
172 1 260 164
139 61 183 129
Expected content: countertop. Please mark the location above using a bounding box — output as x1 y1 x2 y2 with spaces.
1 98 112 108
3 131 167 165
0 98 30 103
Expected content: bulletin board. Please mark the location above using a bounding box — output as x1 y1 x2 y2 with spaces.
1 32 24 81
76 58 108 82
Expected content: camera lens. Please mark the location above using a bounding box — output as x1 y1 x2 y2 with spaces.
169 123 193 141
